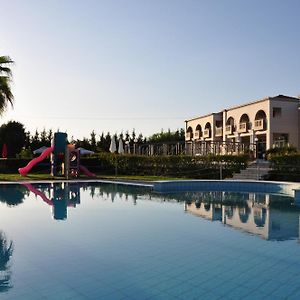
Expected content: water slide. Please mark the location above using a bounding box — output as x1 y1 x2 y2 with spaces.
79 165 96 177
18 146 54 176
18 146 96 177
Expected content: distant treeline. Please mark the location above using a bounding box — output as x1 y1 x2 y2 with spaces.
0 120 185 157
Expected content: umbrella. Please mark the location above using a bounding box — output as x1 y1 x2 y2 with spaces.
33 146 48 154
2 144 7 158
109 136 117 153
77 147 95 155
118 139 124 154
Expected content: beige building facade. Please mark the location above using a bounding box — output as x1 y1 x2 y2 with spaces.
185 95 300 157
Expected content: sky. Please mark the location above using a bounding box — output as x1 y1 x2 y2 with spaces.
1 0 300 140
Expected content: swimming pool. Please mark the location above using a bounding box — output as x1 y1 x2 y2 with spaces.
0 182 300 299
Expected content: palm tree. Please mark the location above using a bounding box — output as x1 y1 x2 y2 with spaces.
0 56 14 115
0 230 13 292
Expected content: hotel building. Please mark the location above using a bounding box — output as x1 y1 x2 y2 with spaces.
185 95 300 157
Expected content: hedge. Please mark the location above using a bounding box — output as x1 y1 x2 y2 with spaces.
0 154 248 179
81 153 248 179
0 158 50 174
268 154 300 182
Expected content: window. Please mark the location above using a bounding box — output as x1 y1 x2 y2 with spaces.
273 107 282 118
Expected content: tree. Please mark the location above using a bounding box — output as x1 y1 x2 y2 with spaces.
0 56 14 115
97 132 106 152
40 128 47 145
104 132 111 151
74 138 91 149
47 129 53 146
0 121 26 157
125 130 130 142
31 130 40 150
148 128 185 143
90 130 97 151
24 131 31 149
137 133 143 143
131 129 136 142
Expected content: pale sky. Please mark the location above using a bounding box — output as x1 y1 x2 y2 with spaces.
1 0 300 139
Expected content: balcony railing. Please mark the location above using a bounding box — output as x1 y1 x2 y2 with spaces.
203 129 210 138
215 127 223 137
254 119 264 131
238 122 248 133
194 131 201 139
225 125 233 135
186 132 193 140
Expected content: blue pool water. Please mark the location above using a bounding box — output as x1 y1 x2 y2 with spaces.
0 182 300 299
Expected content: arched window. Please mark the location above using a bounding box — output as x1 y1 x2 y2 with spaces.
186 126 193 140
254 110 267 131
225 117 235 134
203 122 211 138
239 114 250 132
195 124 202 139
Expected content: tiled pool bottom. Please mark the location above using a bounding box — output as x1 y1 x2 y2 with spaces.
0 183 300 299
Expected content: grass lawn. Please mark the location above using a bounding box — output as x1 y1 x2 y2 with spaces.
0 173 184 182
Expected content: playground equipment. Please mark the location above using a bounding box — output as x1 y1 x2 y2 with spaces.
18 132 96 178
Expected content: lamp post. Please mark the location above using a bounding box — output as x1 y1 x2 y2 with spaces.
254 137 258 160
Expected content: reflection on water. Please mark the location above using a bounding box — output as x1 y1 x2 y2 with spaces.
0 183 150 220
0 231 13 293
86 182 145 204
1 183 299 241
184 191 300 241
0 184 29 206
11 182 148 220
23 182 80 220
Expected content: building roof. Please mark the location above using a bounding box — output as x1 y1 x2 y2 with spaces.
185 95 300 122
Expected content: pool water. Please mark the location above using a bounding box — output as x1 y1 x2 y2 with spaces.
0 182 300 299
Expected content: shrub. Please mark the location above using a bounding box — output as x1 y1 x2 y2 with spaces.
81 153 248 179
268 153 300 182
265 146 297 159
2 154 248 179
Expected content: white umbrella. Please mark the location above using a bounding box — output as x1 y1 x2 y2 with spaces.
33 146 48 154
109 136 117 153
118 139 124 154
77 147 95 155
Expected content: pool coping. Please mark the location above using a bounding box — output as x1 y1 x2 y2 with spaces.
1 179 300 197
0 179 154 187
152 179 300 197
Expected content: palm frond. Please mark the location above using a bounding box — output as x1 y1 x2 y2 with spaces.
0 56 14 77
0 56 14 65
0 76 14 114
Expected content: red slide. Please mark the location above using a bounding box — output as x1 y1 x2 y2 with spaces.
79 165 96 177
18 146 54 176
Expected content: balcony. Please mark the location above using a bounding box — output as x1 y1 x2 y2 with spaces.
238 122 248 133
215 127 223 137
203 129 210 138
254 119 264 131
186 132 193 140
225 125 233 135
